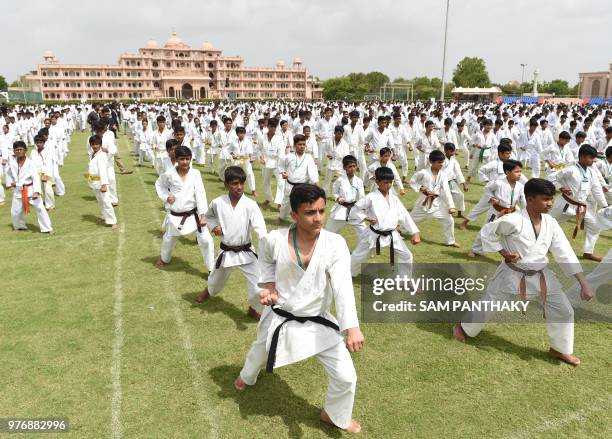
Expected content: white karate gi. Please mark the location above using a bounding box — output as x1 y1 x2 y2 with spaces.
324 138 350 194
550 164 608 254
30 146 55 209
239 229 360 430
350 189 419 277
87 150 116 225
461 211 583 355
205 194 267 312
258 132 286 203
443 156 466 211
5 157 53 232
325 173 367 236
228 137 256 192
415 131 442 171
542 143 576 184
467 131 498 177
155 167 214 270
518 129 543 178
278 152 319 220
409 168 456 245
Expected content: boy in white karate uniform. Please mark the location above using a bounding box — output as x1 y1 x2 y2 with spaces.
86 135 117 228
196 166 267 319
93 120 119 206
542 131 575 184
468 160 526 257
409 150 458 247
152 115 173 175
442 142 468 219
30 134 55 211
234 184 365 433
350 167 421 277
550 144 608 261
595 146 612 204
6 141 53 234
155 146 214 271
324 126 350 194
276 134 319 224
466 119 497 182
258 119 285 207
454 178 594 367
228 126 257 196
365 147 405 194
325 154 366 236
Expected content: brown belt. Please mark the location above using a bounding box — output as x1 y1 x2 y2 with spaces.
506 262 547 316
489 203 516 222
561 193 586 239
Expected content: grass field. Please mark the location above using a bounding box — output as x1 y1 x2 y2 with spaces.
0 129 610 438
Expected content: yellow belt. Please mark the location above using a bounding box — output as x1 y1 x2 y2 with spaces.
551 163 565 170
84 173 101 182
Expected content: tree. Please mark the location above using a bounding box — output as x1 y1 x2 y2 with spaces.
541 79 570 96
0 75 7 91
10 80 23 88
452 57 491 88
321 77 368 100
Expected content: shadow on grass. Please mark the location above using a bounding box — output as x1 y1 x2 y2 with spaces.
141 255 207 280
209 365 342 439
181 292 253 331
81 195 96 202
415 322 557 365
81 213 103 225
440 248 499 264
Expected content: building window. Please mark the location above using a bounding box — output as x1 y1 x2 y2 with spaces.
85 72 90 77
76 72 80 77
166 62 171 68
153 61 159 67
208 62 213 69
97 72 101 77
195 63 200 68
45 94 49 99
153 72 160 78
42 71 47 76
87 93 92 98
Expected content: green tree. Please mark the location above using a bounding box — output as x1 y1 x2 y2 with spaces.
321 77 368 100
0 75 7 90
364 71 390 92
544 79 570 96
452 57 491 88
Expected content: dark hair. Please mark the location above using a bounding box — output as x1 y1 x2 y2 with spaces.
334 125 344 134
498 143 513 154
524 178 556 198
349 110 359 118
235 126 246 134
379 147 392 157
88 135 102 145
165 139 179 151
606 146 612 158
267 118 279 128
293 134 306 144
342 154 357 167
374 166 394 181
209 120 218 127
578 144 597 158
156 115 166 123
93 120 106 132
224 165 246 183
575 131 586 139
174 126 185 134
13 140 27 150
425 120 434 128
503 159 522 173
174 145 192 158
558 131 571 140
444 142 456 151
34 134 46 143
429 150 445 162
290 184 326 212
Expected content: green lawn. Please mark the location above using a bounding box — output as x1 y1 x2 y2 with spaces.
0 129 610 438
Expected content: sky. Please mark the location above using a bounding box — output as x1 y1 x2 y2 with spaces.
3 0 610 85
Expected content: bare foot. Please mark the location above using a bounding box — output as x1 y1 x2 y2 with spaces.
549 348 580 366
112 203 119 207
273 218 282 225
582 253 602 262
196 289 210 303
234 377 247 391
47 208 55 213
261 199 270 206
252 191 258 197
459 221 468 231
448 242 460 248
467 250 479 258
111 224 118 230
453 322 466 342
154 258 167 268
320 410 361 433
46 230 55 235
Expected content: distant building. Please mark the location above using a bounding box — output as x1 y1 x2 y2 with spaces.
578 64 611 98
451 87 502 103
20 32 323 101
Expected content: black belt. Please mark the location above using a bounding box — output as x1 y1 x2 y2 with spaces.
266 306 339 373
287 179 305 187
170 208 201 233
339 201 356 221
369 225 395 267
214 242 257 269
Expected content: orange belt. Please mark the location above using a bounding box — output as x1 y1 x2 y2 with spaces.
506 262 547 316
492 203 516 216
21 183 33 214
562 193 586 239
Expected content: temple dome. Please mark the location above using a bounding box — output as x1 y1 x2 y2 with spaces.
164 32 189 48
145 38 159 49
201 41 214 50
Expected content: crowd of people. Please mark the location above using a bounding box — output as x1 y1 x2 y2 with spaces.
1 99 611 433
